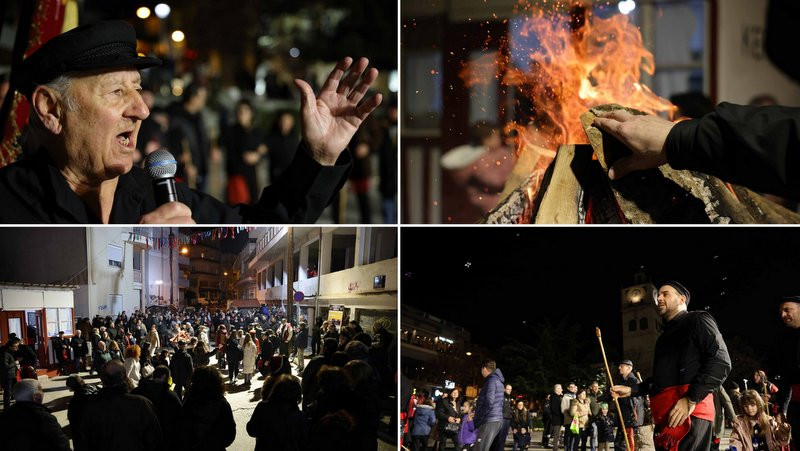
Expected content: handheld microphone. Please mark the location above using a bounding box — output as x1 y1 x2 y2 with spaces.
144 149 179 205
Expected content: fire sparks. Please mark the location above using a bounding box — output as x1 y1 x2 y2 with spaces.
458 1 676 219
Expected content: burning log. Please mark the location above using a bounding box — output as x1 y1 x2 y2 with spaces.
485 105 800 224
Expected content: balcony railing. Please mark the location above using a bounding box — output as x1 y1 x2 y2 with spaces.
133 270 142 283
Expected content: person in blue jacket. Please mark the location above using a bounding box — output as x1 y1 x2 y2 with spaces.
474 359 506 451
412 393 438 451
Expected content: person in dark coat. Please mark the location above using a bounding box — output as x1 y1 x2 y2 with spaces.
311 316 324 356
91 340 112 375
435 387 463 450
65 375 98 450
75 360 162 451
0 379 70 451
71 329 88 372
223 99 266 204
225 335 243 384
308 366 377 451
52 331 71 375
1 338 20 409
170 340 194 400
295 321 309 372
131 365 183 450
180 366 236 450
302 337 338 412
549 385 565 450
246 374 307 450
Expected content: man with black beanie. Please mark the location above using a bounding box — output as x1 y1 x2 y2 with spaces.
611 281 731 451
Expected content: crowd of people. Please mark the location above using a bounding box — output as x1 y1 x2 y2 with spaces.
402 284 800 451
0 305 396 450
134 83 398 224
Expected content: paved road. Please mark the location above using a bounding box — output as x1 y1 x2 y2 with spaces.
6 354 396 450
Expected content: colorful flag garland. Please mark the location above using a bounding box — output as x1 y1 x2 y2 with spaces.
127 227 254 250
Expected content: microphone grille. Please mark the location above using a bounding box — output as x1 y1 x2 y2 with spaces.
144 149 178 179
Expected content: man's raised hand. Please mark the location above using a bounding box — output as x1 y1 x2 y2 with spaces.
294 57 383 166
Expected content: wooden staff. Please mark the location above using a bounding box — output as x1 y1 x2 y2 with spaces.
596 327 632 451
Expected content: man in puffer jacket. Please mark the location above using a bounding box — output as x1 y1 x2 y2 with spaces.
475 359 506 451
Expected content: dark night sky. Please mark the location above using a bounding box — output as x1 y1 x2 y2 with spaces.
402 227 800 374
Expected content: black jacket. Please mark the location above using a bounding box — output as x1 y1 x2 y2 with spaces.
75 386 162 451
170 349 194 385
131 379 183 449
247 400 307 451
67 384 98 449
637 310 732 403
180 396 237 451
0 144 351 223
435 397 462 432
665 102 800 199
296 327 309 348
0 401 70 451
550 392 564 425
1 345 16 379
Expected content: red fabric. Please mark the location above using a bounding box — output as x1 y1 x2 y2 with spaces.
791 384 800 402
650 385 715 451
226 175 251 205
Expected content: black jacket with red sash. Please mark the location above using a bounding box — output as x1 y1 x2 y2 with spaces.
634 310 731 448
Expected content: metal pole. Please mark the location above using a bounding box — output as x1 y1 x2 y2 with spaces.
286 227 294 325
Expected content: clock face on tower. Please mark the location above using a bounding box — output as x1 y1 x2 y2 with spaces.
628 287 643 303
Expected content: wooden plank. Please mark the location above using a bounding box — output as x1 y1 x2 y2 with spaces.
580 105 761 224
533 145 587 224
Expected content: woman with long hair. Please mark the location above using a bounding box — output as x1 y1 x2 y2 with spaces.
108 340 123 362
511 400 532 451
435 387 462 450
729 389 791 450
123 344 141 388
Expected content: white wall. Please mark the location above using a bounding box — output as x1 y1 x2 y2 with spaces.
717 0 800 105
0 287 73 309
85 228 178 317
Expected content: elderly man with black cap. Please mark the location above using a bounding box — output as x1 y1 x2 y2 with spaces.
611 280 731 451
0 20 382 223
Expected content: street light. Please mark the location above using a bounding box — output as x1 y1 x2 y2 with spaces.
136 7 151 19
180 247 189 255
171 30 185 43
154 3 171 18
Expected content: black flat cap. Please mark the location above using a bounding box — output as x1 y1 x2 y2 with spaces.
662 280 691 306
16 20 161 98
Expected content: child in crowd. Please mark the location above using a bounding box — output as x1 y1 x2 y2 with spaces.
459 399 477 450
595 403 616 451
412 396 437 451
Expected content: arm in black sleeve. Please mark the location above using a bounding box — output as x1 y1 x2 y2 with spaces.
686 313 732 403
665 102 800 199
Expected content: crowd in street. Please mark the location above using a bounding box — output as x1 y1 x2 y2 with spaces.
402 285 800 451
0 305 396 450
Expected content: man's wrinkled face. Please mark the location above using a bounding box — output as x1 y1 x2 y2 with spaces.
780 302 800 329
618 363 632 378
60 69 148 181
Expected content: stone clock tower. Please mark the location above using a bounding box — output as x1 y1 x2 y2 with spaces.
621 269 662 378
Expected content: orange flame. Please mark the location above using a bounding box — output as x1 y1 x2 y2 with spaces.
503 7 674 149
459 2 676 220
